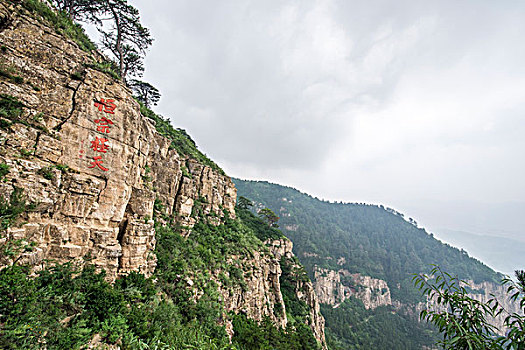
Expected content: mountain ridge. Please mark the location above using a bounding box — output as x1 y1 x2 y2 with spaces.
234 178 519 349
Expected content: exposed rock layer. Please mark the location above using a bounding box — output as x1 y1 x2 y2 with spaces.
268 239 326 348
314 266 391 309
0 1 235 279
313 265 522 335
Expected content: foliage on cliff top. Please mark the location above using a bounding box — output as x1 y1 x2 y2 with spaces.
236 206 284 241
139 101 225 175
20 0 96 52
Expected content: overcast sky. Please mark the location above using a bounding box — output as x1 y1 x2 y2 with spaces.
131 0 525 241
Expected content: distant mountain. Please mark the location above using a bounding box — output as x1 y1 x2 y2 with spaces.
434 228 525 277
398 199 525 243
234 179 507 349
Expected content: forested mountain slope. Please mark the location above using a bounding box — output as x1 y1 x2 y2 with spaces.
234 179 508 349
234 180 500 297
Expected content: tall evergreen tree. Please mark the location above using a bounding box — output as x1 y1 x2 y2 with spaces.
258 208 279 228
48 0 102 22
98 0 153 81
129 79 160 108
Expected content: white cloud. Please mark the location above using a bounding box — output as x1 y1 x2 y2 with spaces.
133 0 525 234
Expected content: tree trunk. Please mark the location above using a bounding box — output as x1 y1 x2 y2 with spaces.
110 7 124 80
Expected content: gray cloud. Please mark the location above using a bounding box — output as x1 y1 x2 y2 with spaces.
133 0 525 238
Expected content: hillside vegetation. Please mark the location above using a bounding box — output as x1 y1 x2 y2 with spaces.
234 179 503 349
0 1 324 348
234 179 500 299
0 203 320 349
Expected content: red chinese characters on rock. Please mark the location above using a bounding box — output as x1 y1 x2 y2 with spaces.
88 98 117 171
90 137 109 153
94 98 116 114
89 156 109 172
94 116 114 133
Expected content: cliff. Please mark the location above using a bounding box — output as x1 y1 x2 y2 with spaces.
0 1 326 348
0 0 235 276
314 265 520 335
1 1 234 278
314 266 391 309
234 179 523 348
269 239 326 344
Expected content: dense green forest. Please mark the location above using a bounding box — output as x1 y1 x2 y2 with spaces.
234 179 500 298
322 298 438 350
234 179 503 348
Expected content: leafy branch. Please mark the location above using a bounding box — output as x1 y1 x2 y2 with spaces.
413 265 525 349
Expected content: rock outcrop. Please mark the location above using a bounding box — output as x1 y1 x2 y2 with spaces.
218 249 287 329
0 1 235 279
314 267 391 309
193 239 326 348
315 265 522 336
268 239 326 348
414 279 524 334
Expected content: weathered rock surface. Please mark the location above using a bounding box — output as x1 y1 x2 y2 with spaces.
0 1 235 279
268 239 327 348
314 266 391 309
411 279 524 335
315 265 522 336
213 238 327 348
218 249 287 328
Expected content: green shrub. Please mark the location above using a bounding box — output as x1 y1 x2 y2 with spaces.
21 0 96 52
32 112 43 122
0 65 24 84
85 60 120 80
138 101 225 175
0 163 8 179
38 166 54 180
0 186 26 231
0 94 24 120
19 148 33 158
54 164 69 173
414 266 525 350
70 71 84 81
0 119 11 129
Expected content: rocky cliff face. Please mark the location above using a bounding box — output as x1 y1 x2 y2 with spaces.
268 239 326 347
415 279 524 334
217 247 287 329
0 1 327 346
314 265 521 335
314 266 391 309
0 1 235 279
205 239 326 348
